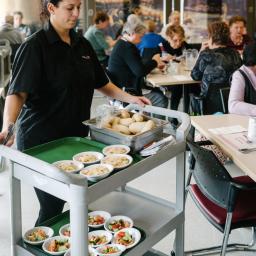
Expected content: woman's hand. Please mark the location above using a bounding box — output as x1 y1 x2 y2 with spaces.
0 129 15 147
129 95 152 107
200 40 209 52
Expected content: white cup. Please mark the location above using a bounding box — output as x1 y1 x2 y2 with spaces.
247 117 256 142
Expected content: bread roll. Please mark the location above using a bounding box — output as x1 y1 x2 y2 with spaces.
112 117 120 126
140 120 155 133
119 118 134 127
102 123 112 129
120 110 130 118
132 113 144 122
129 122 146 134
101 116 115 128
112 124 131 135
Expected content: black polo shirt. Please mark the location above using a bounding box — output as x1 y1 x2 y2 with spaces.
8 22 109 150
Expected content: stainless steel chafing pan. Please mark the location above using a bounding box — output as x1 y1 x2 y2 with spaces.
83 109 168 152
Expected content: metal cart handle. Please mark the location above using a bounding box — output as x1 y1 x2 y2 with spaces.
0 145 86 185
125 104 191 142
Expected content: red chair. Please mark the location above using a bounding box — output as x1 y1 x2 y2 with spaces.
186 140 256 255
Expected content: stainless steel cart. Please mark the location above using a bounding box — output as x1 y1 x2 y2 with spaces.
0 104 190 256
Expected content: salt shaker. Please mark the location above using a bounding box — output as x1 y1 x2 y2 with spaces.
247 117 256 142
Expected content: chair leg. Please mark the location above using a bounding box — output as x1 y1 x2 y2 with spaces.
220 212 232 256
185 226 256 255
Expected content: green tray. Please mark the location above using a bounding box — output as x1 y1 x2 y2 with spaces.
19 211 146 255
24 137 143 186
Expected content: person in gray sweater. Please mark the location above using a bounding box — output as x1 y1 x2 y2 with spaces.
0 15 24 44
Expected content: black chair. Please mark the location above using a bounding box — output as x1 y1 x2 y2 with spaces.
190 83 230 115
185 140 256 255
219 87 230 114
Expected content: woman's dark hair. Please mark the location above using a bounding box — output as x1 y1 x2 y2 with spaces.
208 21 229 45
94 11 109 24
40 0 62 22
229 15 246 27
243 43 256 66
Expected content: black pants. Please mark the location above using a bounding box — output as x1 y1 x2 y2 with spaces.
169 84 200 113
34 188 65 226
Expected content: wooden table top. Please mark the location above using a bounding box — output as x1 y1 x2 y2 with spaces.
191 114 256 181
146 64 198 87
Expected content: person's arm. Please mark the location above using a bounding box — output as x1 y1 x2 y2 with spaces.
0 93 27 145
97 82 151 106
228 71 256 116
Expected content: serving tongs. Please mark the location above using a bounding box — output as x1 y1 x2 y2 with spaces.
0 123 15 171
2 123 15 145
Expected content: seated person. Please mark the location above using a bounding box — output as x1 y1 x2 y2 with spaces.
229 43 256 116
191 21 242 99
84 11 116 67
163 24 189 58
227 15 251 55
0 14 23 44
137 20 165 57
108 20 168 110
161 11 180 39
13 11 32 38
163 25 194 117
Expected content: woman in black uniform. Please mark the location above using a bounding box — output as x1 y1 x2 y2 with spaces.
0 0 150 225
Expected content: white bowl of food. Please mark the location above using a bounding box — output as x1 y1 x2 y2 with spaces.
88 230 112 248
52 160 83 173
113 227 141 249
88 211 111 228
101 154 133 170
80 164 113 182
42 236 70 255
59 224 71 238
104 216 133 233
64 247 97 256
102 145 130 156
23 226 54 245
73 151 104 165
95 244 126 256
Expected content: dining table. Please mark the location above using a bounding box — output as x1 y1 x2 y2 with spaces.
146 61 200 112
191 114 256 181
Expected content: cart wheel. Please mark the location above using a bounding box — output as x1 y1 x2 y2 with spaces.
170 251 175 256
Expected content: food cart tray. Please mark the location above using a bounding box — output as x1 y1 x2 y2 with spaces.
18 211 146 256
84 116 168 152
24 137 107 164
24 137 142 186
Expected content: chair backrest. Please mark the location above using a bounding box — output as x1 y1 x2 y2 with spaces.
187 140 232 209
219 87 230 114
203 83 230 115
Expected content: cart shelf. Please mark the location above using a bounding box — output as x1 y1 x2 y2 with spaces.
0 104 190 256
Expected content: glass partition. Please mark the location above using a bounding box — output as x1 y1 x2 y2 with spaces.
181 0 248 43
95 0 164 39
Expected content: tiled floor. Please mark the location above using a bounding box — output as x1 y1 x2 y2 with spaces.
0 94 255 255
